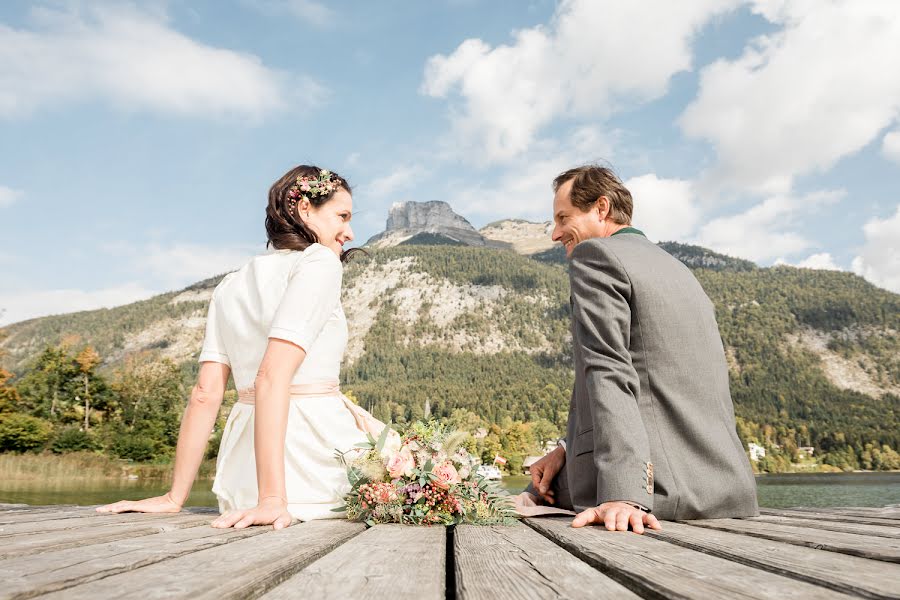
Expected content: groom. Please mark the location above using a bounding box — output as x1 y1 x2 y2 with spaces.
524 164 758 533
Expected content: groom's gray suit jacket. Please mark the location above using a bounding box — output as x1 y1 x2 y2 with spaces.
561 232 758 520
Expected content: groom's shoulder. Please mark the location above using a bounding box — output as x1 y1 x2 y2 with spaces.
571 234 654 262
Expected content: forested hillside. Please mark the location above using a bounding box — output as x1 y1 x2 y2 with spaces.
1 242 898 473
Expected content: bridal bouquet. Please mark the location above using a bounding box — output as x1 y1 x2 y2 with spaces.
334 421 515 526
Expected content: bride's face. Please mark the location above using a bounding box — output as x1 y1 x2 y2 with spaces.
302 189 355 256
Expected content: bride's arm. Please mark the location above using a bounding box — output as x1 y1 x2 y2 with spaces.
97 361 230 513
211 339 303 529
252 339 306 504
169 361 231 505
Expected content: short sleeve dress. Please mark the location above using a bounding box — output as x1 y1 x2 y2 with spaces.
199 243 368 521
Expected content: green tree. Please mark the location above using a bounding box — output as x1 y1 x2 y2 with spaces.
0 413 52 452
75 346 101 430
110 356 186 458
16 344 76 421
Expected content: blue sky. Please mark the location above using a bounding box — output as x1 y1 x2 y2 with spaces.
2 0 899 325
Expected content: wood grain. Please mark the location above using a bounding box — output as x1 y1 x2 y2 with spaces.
683 517 900 563
527 517 857 599
37 520 365 600
261 524 445 600
648 521 900 600
455 523 640 600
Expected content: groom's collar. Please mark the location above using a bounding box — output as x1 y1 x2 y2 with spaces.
610 226 646 238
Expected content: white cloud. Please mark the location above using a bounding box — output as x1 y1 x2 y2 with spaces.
692 189 843 262
242 0 335 27
0 4 321 119
796 252 841 271
127 242 258 289
0 283 156 326
681 0 900 193
362 165 428 200
883 129 900 165
0 185 22 208
422 0 740 163
0 240 259 326
776 252 842 271
852 204 900 293
624 175 699 242
450 126 615 221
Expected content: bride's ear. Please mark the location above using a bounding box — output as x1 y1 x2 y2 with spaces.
297 198 312 220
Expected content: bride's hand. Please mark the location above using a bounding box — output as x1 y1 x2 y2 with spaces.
96 491 183 514
211 496 293 530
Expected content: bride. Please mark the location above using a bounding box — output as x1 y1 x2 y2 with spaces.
98 165 382 529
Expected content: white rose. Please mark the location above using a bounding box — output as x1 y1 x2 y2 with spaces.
378 430 402 459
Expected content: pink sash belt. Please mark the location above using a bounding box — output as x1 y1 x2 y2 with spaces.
236 380 386 437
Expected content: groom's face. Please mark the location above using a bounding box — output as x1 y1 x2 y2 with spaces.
551 179 606 257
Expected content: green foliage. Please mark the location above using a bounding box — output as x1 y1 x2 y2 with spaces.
345 245 900 472
2 242 899 472
50 425 100 453
0 367 19 413
111 434 158 462
0 413 52 452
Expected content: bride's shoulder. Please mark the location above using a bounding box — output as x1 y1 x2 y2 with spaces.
293 243 340 267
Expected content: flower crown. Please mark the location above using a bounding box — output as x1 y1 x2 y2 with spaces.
288 169 342 205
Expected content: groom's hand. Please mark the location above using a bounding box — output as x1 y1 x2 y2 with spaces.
530 445 565 504
572 501 662 534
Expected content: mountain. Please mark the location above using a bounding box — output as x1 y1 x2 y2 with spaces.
532 241 758 272
479 219 556 254
2 206 899 469
365 201 489 248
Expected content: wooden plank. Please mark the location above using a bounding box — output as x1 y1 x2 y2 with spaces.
791 507 900 520
0 512 194 537
0 514 212 560
38 520 364 600
526 517 857 599
684 518 900 563
761 508 900 529
454 523 641 600
747 514 900 539
0 507 95 523
260 524 445 600
0 526 267 600
647 521 900 600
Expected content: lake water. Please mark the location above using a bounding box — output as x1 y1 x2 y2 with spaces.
1 472 898 509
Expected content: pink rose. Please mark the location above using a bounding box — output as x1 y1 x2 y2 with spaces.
431 461 461 490
386 447 415 479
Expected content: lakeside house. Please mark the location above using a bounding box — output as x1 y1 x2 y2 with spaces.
748 442 766 462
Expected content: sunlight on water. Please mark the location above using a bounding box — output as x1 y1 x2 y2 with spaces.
1 472 897 509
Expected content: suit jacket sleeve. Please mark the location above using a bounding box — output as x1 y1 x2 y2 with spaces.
569 240 653 510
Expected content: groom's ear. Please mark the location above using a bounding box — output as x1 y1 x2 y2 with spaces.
594 196 611 222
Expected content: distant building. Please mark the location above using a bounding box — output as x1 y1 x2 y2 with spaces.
523 456 542 475
748 442 766 462
798 446 815 458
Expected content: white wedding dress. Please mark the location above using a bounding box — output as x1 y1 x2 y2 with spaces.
199 243 371 521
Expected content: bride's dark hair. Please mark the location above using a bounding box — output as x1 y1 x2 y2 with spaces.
265 164 361 263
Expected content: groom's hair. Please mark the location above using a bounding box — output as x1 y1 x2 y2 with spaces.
553 165 633 225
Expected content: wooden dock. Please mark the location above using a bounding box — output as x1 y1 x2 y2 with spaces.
1 503 898 599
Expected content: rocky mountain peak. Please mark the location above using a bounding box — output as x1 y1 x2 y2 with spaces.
366 201 487 248
386 201 475 232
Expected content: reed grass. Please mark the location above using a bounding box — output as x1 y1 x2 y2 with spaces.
0 452 216 480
